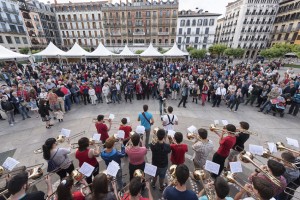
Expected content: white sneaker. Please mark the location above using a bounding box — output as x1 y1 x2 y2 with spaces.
10 124 14 126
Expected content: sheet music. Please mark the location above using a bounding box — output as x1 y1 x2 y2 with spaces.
61 128 71 137
136 126 145 134
187 125 197 133
79 162 95 177
229 161 243 173
126 117 130 123
267 142 277 153
107 161 120 177
214 120 219 125
144 163 157 177
117 130 125 139
249 144 264 155
167 130 176 138
286 137 299 148
92 133 101 141
221 120 228 126
109 114 115 120
2 157 19 171
204 160 220 175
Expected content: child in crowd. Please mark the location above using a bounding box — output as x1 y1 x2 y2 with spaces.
88 85 97 105
119 117 132 146
28 98 39 118
54 109 64 122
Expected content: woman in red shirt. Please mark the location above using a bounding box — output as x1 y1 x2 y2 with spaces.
56 176 89 200
75 137 100 184
170 132 188 165
95 115 112 144
121 177 153 200
119 118 132 146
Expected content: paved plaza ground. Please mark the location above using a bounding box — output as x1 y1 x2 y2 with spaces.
0 67 299 199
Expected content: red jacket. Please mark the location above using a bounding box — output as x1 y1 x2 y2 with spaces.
17 90 29 101
95 85 102 93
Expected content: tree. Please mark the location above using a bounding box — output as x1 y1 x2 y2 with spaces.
158 47 169 54
224 48 235 57
19 48 29 54
208 44 227 57
190 49 207 59
186 46 195 53
31 50 41 54
135 50 144 54
83 47 90 52
225 48 245 58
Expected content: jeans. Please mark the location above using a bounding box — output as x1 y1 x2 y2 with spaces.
213 95 222 106
125 93 132 102
152 90 158 99
245 94 257 105
260 100 271 113
83 93 90 105
5 110 14 125
145 129 151 148
178 95 187 107
288 101 299 116
159 101 163 115
64 95 71 111
96 93 103 103
230 100 240 111
112 93 119 103
18 106 29 119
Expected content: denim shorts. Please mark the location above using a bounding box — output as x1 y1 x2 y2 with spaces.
156 166 168 178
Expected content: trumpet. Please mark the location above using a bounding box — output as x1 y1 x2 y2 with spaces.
239 151 282 187
193 170 216 200
223 171 261 200
276 142 300 155
33 131 86 154
209 124 258 136
260 148 297 169
0 163 44 180
92 118 117 124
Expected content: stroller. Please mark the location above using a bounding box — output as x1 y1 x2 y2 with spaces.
270 95 288 117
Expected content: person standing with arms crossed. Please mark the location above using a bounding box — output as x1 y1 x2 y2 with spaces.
138 104 154 149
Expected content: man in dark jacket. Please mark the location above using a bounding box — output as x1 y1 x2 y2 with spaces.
1 96 15 126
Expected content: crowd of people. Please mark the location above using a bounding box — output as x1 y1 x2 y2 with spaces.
0 59 300 200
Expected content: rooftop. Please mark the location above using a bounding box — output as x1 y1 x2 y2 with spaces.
178 9 222 17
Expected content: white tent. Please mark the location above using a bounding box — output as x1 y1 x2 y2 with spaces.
118 45 137 57
64 42 90 57
140 43 163 57
33 42 66 57
89 42 115 57
163 43 189 57
0 45 29 60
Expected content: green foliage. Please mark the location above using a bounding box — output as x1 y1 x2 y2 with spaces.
135 50 144 54
186 47 195 53
83 47 90 52
260 43 300 60
158 47 169 54
224 48 245 58
190 49 207 59
208 44 227 57
19 48 29 54
31 49 41 54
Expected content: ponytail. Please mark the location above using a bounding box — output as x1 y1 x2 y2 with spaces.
42 138 56 160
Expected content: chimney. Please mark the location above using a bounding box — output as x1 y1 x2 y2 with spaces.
54 0 57 4
126 0 128 4
119 0 121 4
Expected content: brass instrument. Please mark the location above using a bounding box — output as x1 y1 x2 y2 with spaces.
261 148 297 169
92 118 117 124
239 151 282 187
71 169 84 183
33 131 86 154
71 138 103 149
186 132 203 143
168 165 178 186
209 124 258 136
276 142 300 155
223 171 261 200
193 170 216 200
133 169 145 179
151 127 159 145
0 163 44 180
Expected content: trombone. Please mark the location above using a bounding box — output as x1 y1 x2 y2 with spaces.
0 163 44 180
260 148 297 169
239 151 282 187
70 138 103 149
33 131 86 154
223 171 261 200
209 124 258 136
193 169 216 200
276 142 300 155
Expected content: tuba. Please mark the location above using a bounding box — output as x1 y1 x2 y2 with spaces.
193 170 216 200
151 127 159 145
239 151 282 187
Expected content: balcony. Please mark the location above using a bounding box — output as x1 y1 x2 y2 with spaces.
2 7 19 14
158 32 169 35
111 32 121 36
133 32 145 35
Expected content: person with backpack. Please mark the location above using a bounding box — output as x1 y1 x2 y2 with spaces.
137 104 154 149
162 106 178 131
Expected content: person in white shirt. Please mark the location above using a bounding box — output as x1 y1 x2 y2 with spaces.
213 84 227 107
162 106 178 131
234 176 275 200
88 86 96 105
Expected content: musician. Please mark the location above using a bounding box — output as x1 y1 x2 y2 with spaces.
95 114 112 144
211 124 236 177
170 132 188 165
7 172 52 200
198 177 233 200
56 176 89 200
163 164 198 200
283 152 300 200
42 138 75 180
234 176 275 200
121 177 153 200
100 137 125 190
248 159 287 198
277 152 300 200
192 128 214 169
137 105 154 149
150 129 171 191
162 106 178 131
75 137 100 184
227 122 250 168
125 133 147 180
119 118 132 146
92 173 118 200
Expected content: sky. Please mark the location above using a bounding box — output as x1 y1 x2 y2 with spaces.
39 0 232 17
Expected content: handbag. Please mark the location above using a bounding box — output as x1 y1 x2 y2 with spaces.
47 149 59 172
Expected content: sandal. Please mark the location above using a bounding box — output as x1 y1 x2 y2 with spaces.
46 126 51 129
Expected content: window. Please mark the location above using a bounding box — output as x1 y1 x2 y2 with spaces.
186 20 190 26
179 28 182 34
197 19 202 26
192 19 196 26
277 34 282 40
187 28 191 34
180 20 185 26
205 27 209 34
14 37 20 44
203 45 206 49
178 37 182 43
0 36 3 43
166 10 170 17
146 11 150 17
196 28 200 34
203 19 208 26
195 37 199 43
22 37 28 44
203 37 208 43
209 19 214 26
186 37 190 43
194 45 197 49
6 36 12 44
160 10 163 17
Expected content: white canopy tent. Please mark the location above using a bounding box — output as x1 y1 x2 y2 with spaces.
163 43 189 57
140 43 163 57
0 45 29 60
89 42 115 57
33 42 66 57
118 45 137 57
64 42 90 57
